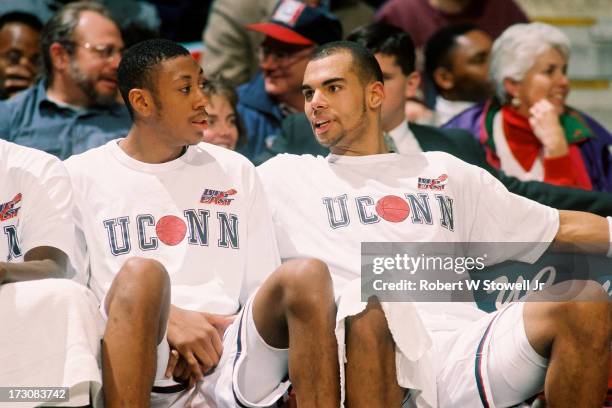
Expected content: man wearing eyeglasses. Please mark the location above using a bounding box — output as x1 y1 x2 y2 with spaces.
0 1 131 160
236 0 342 161
0 12 42 100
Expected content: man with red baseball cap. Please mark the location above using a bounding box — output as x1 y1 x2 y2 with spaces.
236 0 342 161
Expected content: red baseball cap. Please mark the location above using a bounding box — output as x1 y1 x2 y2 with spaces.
246 0 342 46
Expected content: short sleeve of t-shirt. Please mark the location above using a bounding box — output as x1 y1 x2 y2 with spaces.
1 141 76 263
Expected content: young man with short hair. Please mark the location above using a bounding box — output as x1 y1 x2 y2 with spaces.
257 41 611 407
65 38 339 407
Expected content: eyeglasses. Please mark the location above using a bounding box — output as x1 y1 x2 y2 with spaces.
257 45 313 65
74 42 123 61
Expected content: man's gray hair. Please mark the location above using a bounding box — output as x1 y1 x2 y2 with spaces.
490 22 570 104
41 1 116 83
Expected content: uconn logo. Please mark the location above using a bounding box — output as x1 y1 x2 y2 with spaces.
103 209 239 256
322 193 455 231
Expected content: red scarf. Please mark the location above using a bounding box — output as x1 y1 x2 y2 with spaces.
501 106 592 190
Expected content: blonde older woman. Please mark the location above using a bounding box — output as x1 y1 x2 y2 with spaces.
444 22 612 192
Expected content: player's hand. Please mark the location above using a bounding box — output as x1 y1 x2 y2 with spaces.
166 306 224 383
165 349 200 389
528 99 568 158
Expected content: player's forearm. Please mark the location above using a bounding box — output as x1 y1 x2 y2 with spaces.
552 210 609 254
0 258 65 284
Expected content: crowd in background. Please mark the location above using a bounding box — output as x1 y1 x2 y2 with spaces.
1 0 610 196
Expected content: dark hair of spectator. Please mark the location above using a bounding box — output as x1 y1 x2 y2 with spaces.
0 12 43 32
40 1 115 85
424 23 478 88
203 75 247 149
117 38 190 119
346 22 416 75
311 40 383 85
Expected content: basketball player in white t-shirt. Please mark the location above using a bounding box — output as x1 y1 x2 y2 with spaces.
65 39 339 407
257 41 611 407
0 140 103 406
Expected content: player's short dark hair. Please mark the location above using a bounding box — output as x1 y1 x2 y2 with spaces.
311 40 383 85
41 1 116 84
0 11 43 32
346 22 415 75
424 23 478 89
118 38 191 118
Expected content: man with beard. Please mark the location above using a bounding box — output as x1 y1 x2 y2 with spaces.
424 24 494 126
0 1 130 159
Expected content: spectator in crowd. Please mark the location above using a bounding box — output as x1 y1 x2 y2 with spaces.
424 23 493 126
236 0 342 160
202 75 246 150
444 22 612 192
376 0 528 48
0 139 103 406
202 0 373 87
0 1 131 160
256 22 612 216
0 12 42 100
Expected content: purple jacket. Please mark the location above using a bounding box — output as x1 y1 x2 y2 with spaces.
443 103 612 193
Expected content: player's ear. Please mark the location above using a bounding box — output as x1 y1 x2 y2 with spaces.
368 80 384 110
128 88 154 118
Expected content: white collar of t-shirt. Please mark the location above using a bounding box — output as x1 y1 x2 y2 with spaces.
107 139 193 174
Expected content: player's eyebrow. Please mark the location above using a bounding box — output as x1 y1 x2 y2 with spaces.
173 74 193 83
301 77 346 91
322 77 345 86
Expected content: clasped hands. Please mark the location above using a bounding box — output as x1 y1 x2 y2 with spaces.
165 305 235 388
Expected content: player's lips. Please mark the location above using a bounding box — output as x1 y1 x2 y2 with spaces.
191 115 208 130
312 118 332 135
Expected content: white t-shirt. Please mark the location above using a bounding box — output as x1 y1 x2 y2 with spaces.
257 151 560 329
0 140 75 264
65 140 280 314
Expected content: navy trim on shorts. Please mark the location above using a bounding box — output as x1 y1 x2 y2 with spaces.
151 383 188 394
231 304 251 408
474 316 495 408
475 305 515 408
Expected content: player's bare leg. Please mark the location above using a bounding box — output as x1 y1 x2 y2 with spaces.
102 257 170 407
524 280 611 407
345 297 404 408
252 258 339 407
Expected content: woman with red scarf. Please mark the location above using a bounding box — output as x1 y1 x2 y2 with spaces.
444 22 612 192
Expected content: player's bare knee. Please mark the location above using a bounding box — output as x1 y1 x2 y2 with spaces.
544 282 610 344
279 258 334 312
107 257 169 312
